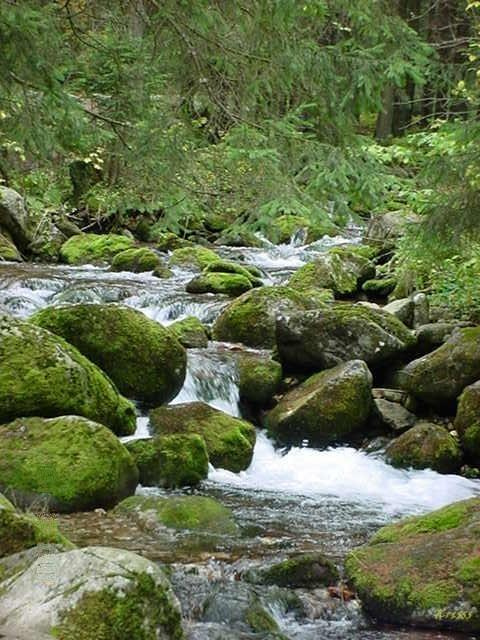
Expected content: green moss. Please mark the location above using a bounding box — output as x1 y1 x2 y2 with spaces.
116 495 238 535
149 229 192 250
266 360 372 445
60 233 134 265
463 424 480 463
126 434 208 488
168 246 219 270
213 286 313 348
55 571 184 640
204 259 262 285
246 601 281 634
386 423 462 474
265 214 337 244
186 272 253 296
168 317 209 348
260 553 339 588
362 278 397 297
0 232 21 261
456 557 480 608
31 304 186 404
149 402 255 472
238 355 282 406
111 248 162 273
0 316 135 435
0 416 138 512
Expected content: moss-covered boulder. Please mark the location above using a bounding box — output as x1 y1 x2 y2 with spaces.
238 354 282 407
0 316 135 435
362 277 397 297
395 328 480 408
345 497 480 633
386 422 462 473
60 233 134 265
255 553 339 588
204 259 263 285
116 494 238 535
168 316 209 348
125 435 208 488
266 360 373 446
186 272 253 297
0 493 70 558
0 546 183 640
150 229 193 251
288 248 375 298
455 381 480 466
0 232 21 262
149 402 255 472
168 246 219 271
111 247 163 273
276 303 415 372
0 416 138 512
32 304 186 404
213 286 314 348
264 214 337 245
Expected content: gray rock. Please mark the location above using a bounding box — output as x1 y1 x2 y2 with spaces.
0 187 32 252
0 546 183 640
384 297 414 328
415 322 473 353
412 292 429 328
276 303 415 372
373 398 417 433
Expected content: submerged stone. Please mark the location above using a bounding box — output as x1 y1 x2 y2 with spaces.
254 553 339 588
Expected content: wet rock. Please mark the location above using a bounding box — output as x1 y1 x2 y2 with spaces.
0 546 183 640
394 327 480 408
116 494 238 535
237 354 282 407
276 303 415 372
213 286 314 349
384 297 414 328
264 213 337 245
386 422 462 473
149 402 256 472
455 381 480 466
0 231 22 262
373 398 417 433
0 416 138 512
0 186 33 253
345 497 480 633
0 316 135 435
253 553 339 588
266 360 373 446
362 277 397 297
126 435 208 488
412 292 430 328
186 272 253 297
415 322 472 354
31 304 186 404
168 246 219 271
169 316 209 348
288 247 375 298
204 259 263 286
0 493 70 558
111 247 164 272
60 232 134 265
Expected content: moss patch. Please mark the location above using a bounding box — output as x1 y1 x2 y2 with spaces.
32 304 186 404
126 434 208 488
149 402 255 472
238 354 282 407
186 272 253 297
116 494 238 535
111 247 163 273
0 416 138 512
0 316 135 435
168 317 209 348
60 233 134 265
168 246 219 271
55 571 184 640
259 553 339 588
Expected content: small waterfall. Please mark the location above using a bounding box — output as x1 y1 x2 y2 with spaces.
172 346 240 416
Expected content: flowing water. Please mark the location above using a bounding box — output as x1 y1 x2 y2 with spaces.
1 231 479 640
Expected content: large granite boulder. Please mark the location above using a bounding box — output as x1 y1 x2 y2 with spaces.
32 304 186 404
266 360 373 445
276 303 415 372
346 497 480 633
0 316 135 435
